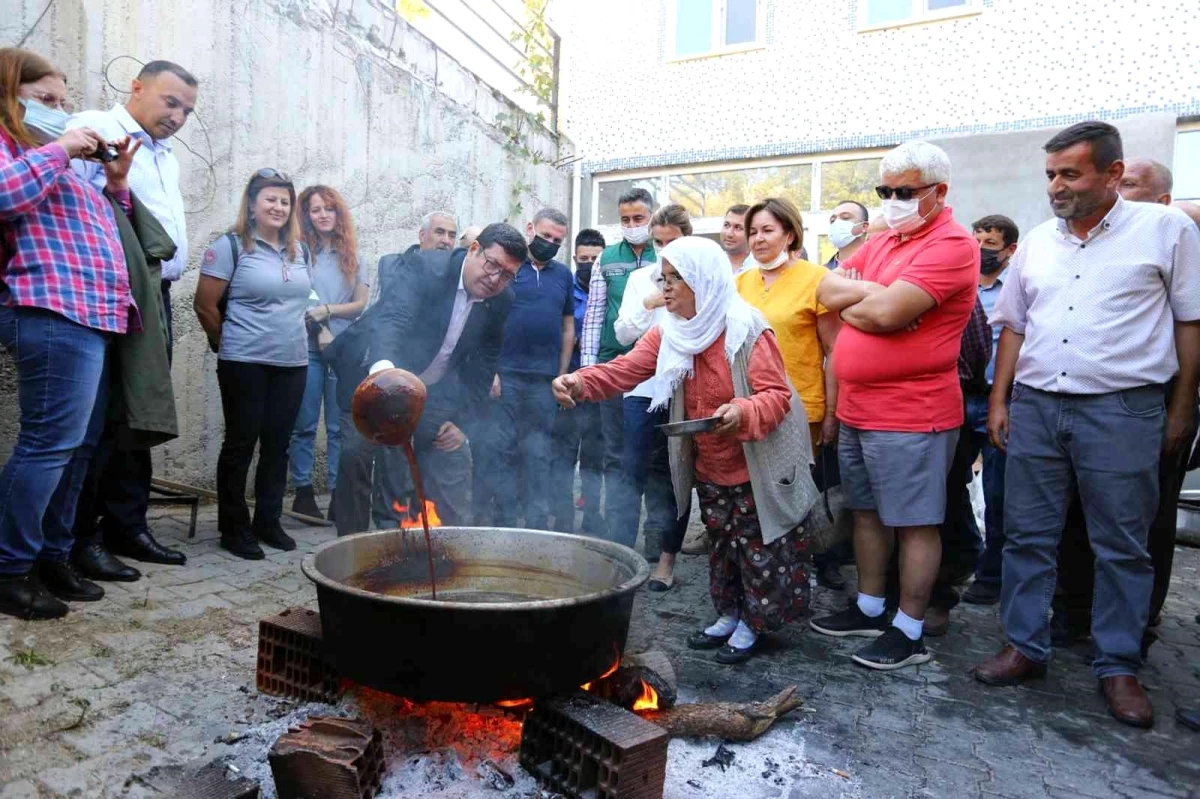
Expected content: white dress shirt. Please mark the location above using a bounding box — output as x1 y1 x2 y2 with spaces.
370 268 481 385
69 105 189 281
612 264 665 400
990 196 1200 393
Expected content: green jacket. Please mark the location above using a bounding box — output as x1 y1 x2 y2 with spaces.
597 239 655 362
105 192 178 449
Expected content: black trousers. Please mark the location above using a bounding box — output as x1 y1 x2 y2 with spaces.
72 283 174 549
215 360 307 533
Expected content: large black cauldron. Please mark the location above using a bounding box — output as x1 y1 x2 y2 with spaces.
301 527 649 702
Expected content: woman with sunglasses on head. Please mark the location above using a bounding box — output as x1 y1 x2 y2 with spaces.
286 185 368 522
554 237 818 664
195 169 312 560
0 48 142 620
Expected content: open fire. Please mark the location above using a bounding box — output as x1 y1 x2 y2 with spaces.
486 655 662 713
392 499 442 529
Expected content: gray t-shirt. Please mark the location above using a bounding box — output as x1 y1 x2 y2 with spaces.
309 246 367 349
200 234 312 367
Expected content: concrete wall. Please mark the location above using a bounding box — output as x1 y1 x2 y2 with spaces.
1 0 572 490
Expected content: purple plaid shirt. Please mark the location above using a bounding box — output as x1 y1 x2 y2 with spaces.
0 129 136 334
957 295 993 386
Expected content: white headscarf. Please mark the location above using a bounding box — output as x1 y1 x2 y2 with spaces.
646 236 758 410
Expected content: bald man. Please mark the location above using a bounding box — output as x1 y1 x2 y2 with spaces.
1173 199 1200 227
459 225 483 249
1119 158 1173 205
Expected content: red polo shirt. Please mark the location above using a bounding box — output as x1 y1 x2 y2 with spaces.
832 207 979 432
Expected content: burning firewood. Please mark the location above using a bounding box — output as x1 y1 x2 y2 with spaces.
639 685 804 742
589 649 678 710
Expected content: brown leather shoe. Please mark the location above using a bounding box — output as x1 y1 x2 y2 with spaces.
923 606 950 637
972 644 1047 685
1100 676 1153 728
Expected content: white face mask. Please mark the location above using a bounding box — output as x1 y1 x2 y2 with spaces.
828 219 862 250
18 98 70 143
623 224 651 246
750 249 790 272
882 187 937 234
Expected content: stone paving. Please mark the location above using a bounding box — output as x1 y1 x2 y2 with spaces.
0 500 1198 798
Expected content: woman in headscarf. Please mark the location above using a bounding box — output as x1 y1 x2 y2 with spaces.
553 237 819 664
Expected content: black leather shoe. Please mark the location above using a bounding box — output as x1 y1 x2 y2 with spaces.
37 561 104 602
816 562 847 590
107 531 186 566
0 574 69 620
221 529 265 560
255 522 296 552
73 544 140 582
291 485 324 520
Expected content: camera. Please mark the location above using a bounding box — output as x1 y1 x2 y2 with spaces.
91 143 119 163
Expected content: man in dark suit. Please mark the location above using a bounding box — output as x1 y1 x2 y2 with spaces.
328 223 525 535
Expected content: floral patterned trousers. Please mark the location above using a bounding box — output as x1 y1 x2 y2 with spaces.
698 481 810 635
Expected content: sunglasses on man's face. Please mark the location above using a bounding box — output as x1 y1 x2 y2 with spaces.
874 183 936 201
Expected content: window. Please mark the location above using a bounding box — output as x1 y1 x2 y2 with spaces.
1175 130 1200 202
862 0 975 28
668 164 812 218
671 0 762 59
596 178 663 226
819 158 882 210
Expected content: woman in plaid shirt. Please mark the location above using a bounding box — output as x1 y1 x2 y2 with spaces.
0 48 141 621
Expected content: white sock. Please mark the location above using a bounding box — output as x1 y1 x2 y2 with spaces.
728 620 758 650
705 614 739 637
856 593 886 618
893 610 923 641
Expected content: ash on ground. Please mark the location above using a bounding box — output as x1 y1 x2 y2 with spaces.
200 687 861 799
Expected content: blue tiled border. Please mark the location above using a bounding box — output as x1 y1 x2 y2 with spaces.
582 100 1200 176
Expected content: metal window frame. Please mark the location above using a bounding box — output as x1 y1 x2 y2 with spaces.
857 0 981 33
665 0 767 62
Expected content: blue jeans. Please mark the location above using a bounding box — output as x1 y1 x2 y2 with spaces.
1001 383 1163 678
597 394 625 535
548 402 603 532
493 372 558 530
607 397 688 554
0 307 110 574
288 351 340 489
965 393 1007 586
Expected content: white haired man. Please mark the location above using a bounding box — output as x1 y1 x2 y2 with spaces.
810 141 979 671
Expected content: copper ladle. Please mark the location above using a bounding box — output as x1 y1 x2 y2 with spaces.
352 368 427 446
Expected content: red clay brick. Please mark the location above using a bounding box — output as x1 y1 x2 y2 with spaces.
268 716 385 799
520 692 667 799
255 608 341 703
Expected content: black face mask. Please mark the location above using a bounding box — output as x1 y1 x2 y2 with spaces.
529 235 560 264
575 263 593 289
980 247 1007 275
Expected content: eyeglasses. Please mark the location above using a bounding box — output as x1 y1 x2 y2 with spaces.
654 273 686 289
254 167 291 182
874 183 936 201
22 91 73 113
480 255 517 286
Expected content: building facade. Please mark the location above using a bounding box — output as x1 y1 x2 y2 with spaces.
556 0 1200 259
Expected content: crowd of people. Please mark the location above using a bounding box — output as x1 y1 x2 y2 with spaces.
2 44 1200 732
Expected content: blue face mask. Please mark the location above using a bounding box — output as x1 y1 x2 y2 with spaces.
18 97 70 142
